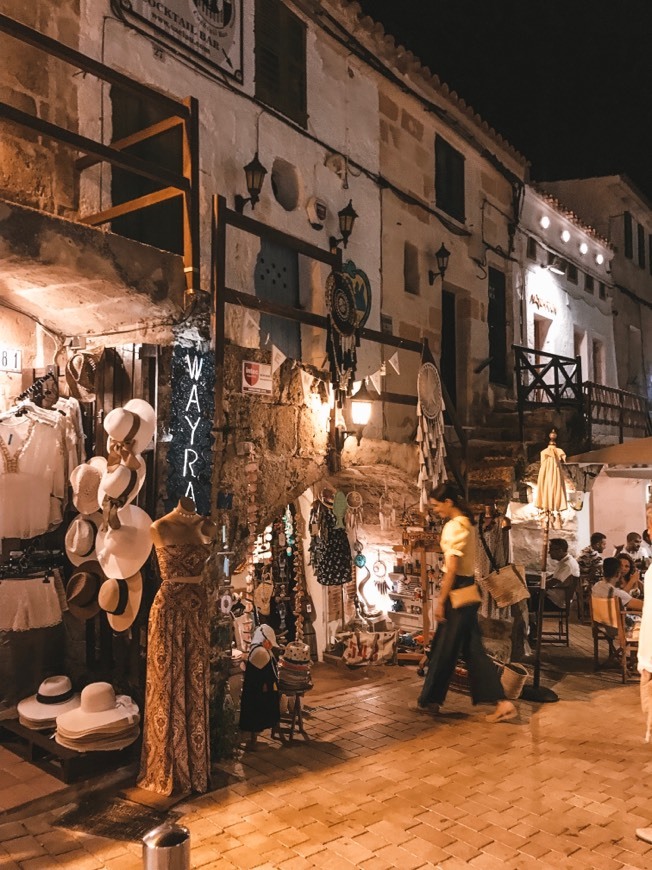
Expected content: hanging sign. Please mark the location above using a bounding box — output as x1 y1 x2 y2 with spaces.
242 360 273 395
0 347 22 373
115 0 243 82
166 345 214 515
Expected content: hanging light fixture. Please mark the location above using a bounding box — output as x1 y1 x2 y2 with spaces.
428 243 451 285
329 200 358 250
548 255 566 275
234 152 268 213
350 379 374 428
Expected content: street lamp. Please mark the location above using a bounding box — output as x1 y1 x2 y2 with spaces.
428 243 451 285
329 200 358 250
234 152 268 213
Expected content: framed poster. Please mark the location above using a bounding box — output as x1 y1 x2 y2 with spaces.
114 0 244 82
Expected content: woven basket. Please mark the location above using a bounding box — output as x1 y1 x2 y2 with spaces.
448 659 529 700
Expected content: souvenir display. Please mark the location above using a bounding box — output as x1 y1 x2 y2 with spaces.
309 495 352 587
55 682 140 752
17 676 80 731
325 270 361 407
416 345 447 510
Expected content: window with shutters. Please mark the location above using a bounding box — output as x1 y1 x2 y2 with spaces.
435 136 465 223
584 274 594 294
624 211 633 259
567 263 578 284
255 0 307 127
403 241 420 295
638 223 646 269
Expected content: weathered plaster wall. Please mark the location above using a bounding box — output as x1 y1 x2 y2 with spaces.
591 473 649 552
0 1 80 216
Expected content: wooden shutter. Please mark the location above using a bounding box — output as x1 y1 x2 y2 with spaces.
638 222 646 269
624 211 633 259
435 136 465 223
255 0 307 127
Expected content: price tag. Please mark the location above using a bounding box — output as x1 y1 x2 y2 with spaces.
0 347 22 373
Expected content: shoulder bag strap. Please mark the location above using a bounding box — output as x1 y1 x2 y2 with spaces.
478 514 500 573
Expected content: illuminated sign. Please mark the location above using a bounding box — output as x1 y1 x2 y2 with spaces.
529 294 557 316
166 345 214 515
116 0 243 82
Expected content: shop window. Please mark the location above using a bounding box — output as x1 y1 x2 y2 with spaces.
584 274 594 294
255 0 307 127
435 135 465 223
526 236 537 260
110 87 183 255
567 263 578 284
403 241 420 295
624 211 633 259
638 222 646 269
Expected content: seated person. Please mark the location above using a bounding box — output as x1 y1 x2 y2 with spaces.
529 539 579 636
593 557 643 656
614 532 652 572
617 553 643 598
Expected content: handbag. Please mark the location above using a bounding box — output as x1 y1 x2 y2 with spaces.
449 583 482 609
478 520 529 608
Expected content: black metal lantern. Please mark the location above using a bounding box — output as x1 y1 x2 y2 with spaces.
329 199 358 250
234 152 268 213
428 242 451 284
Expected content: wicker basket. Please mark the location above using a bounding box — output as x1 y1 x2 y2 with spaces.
448 658 529 700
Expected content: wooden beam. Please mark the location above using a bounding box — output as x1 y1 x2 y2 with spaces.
75 116 184 171
0 101 189 191
79 187 182 226
223 287 329 330
0 13 188 119
224 206 340 268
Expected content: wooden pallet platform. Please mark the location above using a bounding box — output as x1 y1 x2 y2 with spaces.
0 719 137 784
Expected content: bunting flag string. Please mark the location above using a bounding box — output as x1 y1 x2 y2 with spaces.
388 351 400 375
300 368 314 400
270 344 287 375
369 370 383 395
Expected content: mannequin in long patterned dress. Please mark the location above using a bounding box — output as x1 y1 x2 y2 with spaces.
138 498 214 795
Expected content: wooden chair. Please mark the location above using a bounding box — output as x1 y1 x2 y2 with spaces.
538 577 578 646
589 595 639 683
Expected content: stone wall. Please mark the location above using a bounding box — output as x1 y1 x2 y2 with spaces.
0 1 80 216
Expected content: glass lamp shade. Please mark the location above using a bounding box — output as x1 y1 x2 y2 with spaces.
244 152 267 205
351 380 373 426
338 199 358 244
435 242 451 276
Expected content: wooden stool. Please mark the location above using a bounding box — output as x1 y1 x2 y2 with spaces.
273 692 309 743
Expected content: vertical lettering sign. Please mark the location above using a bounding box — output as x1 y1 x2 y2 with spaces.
166 345 215 516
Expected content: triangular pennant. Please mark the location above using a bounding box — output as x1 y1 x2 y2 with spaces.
369 371 382 394
271 344 287 375
388 351 400 375
300 368 314 400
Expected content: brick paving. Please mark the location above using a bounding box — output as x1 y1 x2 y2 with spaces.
1 626 652 868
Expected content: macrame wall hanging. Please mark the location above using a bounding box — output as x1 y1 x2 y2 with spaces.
416 341 447 510
325 270 360 407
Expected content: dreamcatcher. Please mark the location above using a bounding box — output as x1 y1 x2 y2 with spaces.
326 270 360 407
416 342 447 510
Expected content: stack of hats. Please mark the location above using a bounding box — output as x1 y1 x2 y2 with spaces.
278 641 313 694
17 676 81 731
55 682 140 752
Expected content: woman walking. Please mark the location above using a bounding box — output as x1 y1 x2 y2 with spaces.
418 482 517 722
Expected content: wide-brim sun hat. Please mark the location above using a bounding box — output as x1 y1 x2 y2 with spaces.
69 457 107 515
56 682 139 735
104 399 155 456
66 561 105 621
96 504 152 579
98 571 143 632
65 513 102 567
17 676 80 723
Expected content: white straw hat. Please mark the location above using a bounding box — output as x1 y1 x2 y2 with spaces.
97 456 146 526
69 457 107 515
17 676 80 723
104 399 155 456
56 683 139 735
65 513 102 567
98 571 143 632
96 504 152 579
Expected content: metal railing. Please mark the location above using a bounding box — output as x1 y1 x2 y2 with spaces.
583 381 652 443
0 13 200 302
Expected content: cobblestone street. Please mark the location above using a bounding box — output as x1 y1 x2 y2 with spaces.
2 632 652 870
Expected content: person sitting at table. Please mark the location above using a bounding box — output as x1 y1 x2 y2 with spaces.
593 557 643 659
529 539 579 639
614 532 652 572
617 553 643 598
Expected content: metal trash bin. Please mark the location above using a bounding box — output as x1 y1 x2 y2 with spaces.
142 823 191 870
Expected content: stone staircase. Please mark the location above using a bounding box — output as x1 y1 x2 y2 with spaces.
445 399 585 510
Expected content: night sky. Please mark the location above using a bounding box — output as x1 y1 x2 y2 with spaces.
356 0 652 200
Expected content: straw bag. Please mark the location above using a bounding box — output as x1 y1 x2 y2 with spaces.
478 524 529 608
497 660 529 700
449 583 482 609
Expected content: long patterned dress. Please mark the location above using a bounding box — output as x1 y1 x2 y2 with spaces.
137 544 211 795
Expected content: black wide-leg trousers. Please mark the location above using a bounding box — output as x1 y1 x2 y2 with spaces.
419 581 505 707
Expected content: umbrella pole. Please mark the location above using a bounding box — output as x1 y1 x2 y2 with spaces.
522 509 559 703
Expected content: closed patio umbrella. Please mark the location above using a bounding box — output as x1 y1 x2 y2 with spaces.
525 428 567 703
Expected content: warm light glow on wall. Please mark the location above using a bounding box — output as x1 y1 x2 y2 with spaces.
579 242 588 255
596 253 604 265
540 216 550 229
561 229 571 243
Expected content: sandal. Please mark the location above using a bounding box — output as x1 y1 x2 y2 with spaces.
486 704 518 724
